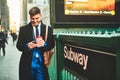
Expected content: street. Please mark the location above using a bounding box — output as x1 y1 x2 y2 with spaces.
0 34 21 80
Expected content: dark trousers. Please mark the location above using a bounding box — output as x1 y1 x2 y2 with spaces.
43 65 50 80
0 47 5 56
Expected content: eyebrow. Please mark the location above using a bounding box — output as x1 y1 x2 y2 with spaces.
31 17 39 19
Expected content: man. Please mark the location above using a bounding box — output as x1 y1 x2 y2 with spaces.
16 7 55 80
0 31 8 56
10 31 17 45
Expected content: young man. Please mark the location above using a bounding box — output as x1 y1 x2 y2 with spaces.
16 7 55 80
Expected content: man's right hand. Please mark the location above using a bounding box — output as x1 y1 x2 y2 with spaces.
28 41 37 49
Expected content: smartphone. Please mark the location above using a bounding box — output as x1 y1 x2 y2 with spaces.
32 41 36 44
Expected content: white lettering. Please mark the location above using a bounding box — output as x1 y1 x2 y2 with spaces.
64 46 68 58
78 53 83 66
64 46 89 70
83 55 88 70
73 52 79 63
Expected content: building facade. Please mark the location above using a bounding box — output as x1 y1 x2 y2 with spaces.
0 0 9 31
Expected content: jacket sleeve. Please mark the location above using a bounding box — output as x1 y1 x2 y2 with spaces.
16 27 31 53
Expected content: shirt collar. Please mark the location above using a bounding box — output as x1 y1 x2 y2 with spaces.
32 22 41 28
32 23 41 37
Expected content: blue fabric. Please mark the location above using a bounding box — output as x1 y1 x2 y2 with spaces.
25 38 47 80
43 42 47 48
31 48 44 80
25 43 31 50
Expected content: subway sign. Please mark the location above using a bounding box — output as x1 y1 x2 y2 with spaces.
63 44 116 80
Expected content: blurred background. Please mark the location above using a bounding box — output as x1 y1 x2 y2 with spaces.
0 0 50 33
0 0 51 80
0 0 120 80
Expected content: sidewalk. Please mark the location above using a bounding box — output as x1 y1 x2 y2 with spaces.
0 35 21 80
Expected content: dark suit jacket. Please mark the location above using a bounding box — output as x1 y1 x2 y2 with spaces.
0 31 8 48
16 21 55 80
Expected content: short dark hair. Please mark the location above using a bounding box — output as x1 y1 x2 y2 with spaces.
29 7 41 16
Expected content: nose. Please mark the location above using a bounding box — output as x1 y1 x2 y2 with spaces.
32 19 37 22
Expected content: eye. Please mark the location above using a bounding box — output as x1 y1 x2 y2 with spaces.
36 17 39 20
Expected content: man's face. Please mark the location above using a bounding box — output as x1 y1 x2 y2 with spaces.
30 13 41 26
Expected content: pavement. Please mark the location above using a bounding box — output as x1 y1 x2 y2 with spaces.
0 35 21 80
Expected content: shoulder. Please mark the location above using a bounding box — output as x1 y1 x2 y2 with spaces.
48 25 53 32
44 25 53 33
20 23 32 31
41 21 53 29
40 21 53 32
